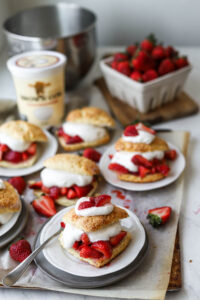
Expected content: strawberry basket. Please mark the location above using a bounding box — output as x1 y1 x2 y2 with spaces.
100 56 191 113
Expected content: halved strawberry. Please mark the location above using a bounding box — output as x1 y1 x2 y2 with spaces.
135 123 156 135
91 241 112 259
41 185 50 194
49 186 60 200
78 199 95 210
83 148 102 163
74 184 93 198
8 176 26 194
27 143 36 155
4 150 22 163
110 231 127 246
67 188 77 199
93 194 111 207
131 155 153 168
147 206 172 227
156 164 170 176
32 195 56 217
164 150 177 160
58 127 64 137
22 152 29 161
80 245 102 259
124 125 139 137
138 166 150 178
108 163 129 174
29 181 43 189
0 144 9 152
60 187 68 196
81 233 90 245
65 135 83 144
73 241 81 250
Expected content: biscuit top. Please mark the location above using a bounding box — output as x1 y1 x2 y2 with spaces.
0 120 47 142
66 107 115 128
63 205 128 232
115 136 169 152
43 153 100 176
0 181 21 213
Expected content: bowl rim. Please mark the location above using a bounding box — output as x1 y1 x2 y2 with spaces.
3 3 97 41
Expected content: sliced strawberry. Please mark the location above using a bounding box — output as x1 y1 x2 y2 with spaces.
27 143 36 155
110 231 127 246
29 181 43 189
135 122 156 135
139 166 150 178
156 164 170 176
58 127 64 137
124 125 139 137
49 186 60 200
73 241 81 250
108 163 129 174
67 188 77 199
78 199 95 210
8 177 26 194
132 155 153 168
32 195 56 217
0 144 9 152
65 135 83 144
4 150 22 163
60 187 68 196
74 184 93 198
91 241 112 259
93 194 111 207
83 148 102 163
41 185 50 194
81 233 90 245
147 206 172 227
22 152 29 161
60 221 65 228
80 245 102 259
164 150 177 160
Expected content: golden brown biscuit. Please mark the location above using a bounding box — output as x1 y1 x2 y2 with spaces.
62 231 131 268
118 172 165 183
58 131 110 152
115 136 169 153
43 153 100 176
0 181 21 213
0 152 38 169
66 107 115 128
0 120 47 142
63 205 128 232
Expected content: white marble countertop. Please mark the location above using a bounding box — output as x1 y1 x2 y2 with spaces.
0 47 200 300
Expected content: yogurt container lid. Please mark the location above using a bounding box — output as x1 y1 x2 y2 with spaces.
7 50 66 76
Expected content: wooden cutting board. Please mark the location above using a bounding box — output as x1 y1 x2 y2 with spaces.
94 77 198 126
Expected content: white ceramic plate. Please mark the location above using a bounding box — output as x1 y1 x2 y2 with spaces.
99 142 185 191
0 130 58 177
40 206 146 277
0 202 21 236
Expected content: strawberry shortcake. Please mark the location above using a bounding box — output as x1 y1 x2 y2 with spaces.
29 153 100 206
59 194 131 268
57 106 115 151
0 120 47 168
109 123 177 183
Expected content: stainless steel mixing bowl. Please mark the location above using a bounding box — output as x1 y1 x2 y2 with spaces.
3 3 97 89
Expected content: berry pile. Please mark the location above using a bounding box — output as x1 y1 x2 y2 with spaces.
0 143 37 163
58 127 83 144
109 34 189 83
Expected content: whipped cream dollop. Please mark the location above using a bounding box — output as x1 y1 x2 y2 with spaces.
111 150 164 172
75 197 114 217
41 168 93 188
122 130 155 144
62 122 106 142
0 179 5 189
0 212 13 225
61 221 122 249
0 132 31 152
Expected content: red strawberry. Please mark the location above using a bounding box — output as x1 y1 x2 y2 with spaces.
139 166 150 178
174 57 189 69
83 148 101 162
32 195 56 217
142 69 158 82
74 184 93 197
65 135 83 144
140 37 154 52
152 45 165 60
131 155 153 168
4 150 22 163
49 186 60 200
164 149 177 160
9 239 32 262
110 60 119 70
0 144 9 152
67 188 77 199
93 194 111 207
113 53 128 62
58 127 65 137
124 125 139 136
147 206 172 227
73 241 81 250
126 45 137 56
130 71 142 82
158 59 175 76
108 163 129 174
91 241 112 259
41 185 50 194
165 46 177 58
22 152 29 161
156 164 170 176
27 143 37 155
117 61 131 76
110 231 127 246
78 199 95 210
132 51 155 72
135 122 156 135
60 187 68 196
81 233 90 245
80 245 102 259
8 177 26 194
60 221 65 228
29 181 43 189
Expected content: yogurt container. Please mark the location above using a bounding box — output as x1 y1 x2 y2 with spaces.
7 51 66 127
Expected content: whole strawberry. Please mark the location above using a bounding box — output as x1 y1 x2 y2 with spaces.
8 176 26 195
165 46 178 58
126 45 137 57
83 148 102 162
142 69 158 82
130 71 142 82
132 51 155 72
140 34 156 53
158 58 175 76
116 61 131 76
174 57 188 69
113 53 128 62
152 45 165 60
9 239 32 262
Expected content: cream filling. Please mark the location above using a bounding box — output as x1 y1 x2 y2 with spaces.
0 212 13 225
75 197 114 216
41 168 93 188
62 122 106 142
122 130 155 144
0 132 31 152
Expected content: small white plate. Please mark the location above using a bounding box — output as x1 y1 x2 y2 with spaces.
0 130 58 177
99 142 185 191
40 206 146 277
0 202 21 236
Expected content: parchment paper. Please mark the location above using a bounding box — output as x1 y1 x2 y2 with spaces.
0 130 189 300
